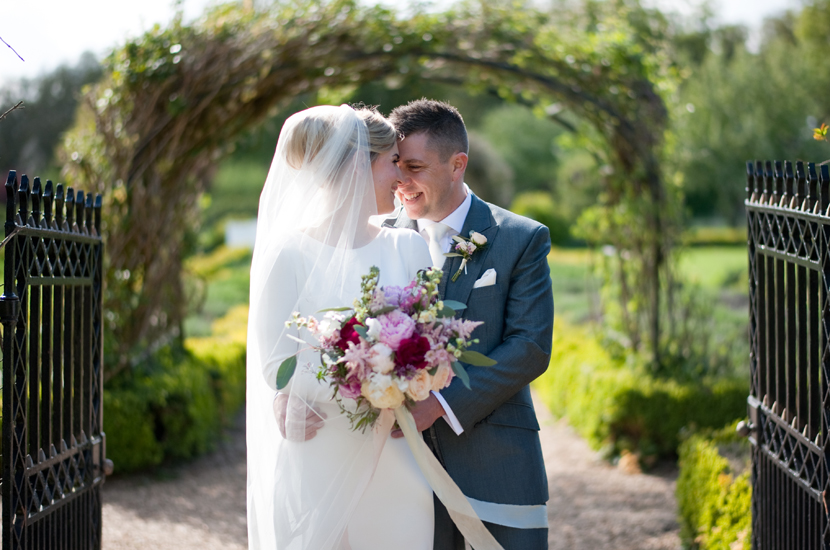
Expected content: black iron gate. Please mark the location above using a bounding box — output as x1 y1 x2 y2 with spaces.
745 160 830 549
0 171 107 550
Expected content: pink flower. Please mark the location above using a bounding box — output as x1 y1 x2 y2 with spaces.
339 376 362 399
376 310 416 350
369 288 389 312
383 286 404 307
425 348 455 369
339 341 372 379
444 318 483 341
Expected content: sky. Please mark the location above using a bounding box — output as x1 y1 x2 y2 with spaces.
1 0 802 81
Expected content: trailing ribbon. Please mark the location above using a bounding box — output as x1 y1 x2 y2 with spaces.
394 407 504 550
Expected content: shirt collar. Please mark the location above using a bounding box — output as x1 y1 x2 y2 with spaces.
416 188 472 236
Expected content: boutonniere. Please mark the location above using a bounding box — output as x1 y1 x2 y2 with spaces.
445 231 488 282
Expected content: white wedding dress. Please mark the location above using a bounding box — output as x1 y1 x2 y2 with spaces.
251 226 434 549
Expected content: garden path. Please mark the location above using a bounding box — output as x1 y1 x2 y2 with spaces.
101 393 681 549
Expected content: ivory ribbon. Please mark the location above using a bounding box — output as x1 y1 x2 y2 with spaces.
394 407 505 550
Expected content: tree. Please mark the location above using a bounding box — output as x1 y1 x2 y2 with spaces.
59 0 677 377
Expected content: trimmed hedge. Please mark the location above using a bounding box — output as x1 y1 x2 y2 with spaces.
677 423 751 549
104 305 248 473
533 321 747 460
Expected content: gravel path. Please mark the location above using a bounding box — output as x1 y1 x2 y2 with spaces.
102 393 681 549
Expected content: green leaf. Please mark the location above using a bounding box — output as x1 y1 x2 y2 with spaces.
442 300 467 311
354 324 369 341
317 306 353 313
444 253 462 258
276 355 298 390
371 306 397 316
436 306 456 318
459 350 497 367
451 235 466 243
451 361 471 389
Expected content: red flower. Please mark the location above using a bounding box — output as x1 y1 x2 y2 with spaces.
395 335 430 370
336 317 363 351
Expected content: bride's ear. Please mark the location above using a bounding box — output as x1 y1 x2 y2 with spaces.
450 152 468 183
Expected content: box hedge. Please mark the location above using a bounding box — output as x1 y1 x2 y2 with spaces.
676 423 751 549
103 305 248 473
533 321 747 460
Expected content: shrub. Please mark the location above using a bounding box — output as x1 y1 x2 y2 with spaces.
103 305 248 473
676 423 751 549
533 320 747 461
510 191 573 246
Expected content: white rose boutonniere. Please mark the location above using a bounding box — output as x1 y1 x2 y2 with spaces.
444 231 489 282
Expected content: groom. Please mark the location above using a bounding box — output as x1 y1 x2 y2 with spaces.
386 99 554 550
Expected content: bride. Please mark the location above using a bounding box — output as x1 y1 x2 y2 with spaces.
246 104 434 549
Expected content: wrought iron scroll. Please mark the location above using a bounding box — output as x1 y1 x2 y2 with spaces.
745 160 830 549
0 171 106 550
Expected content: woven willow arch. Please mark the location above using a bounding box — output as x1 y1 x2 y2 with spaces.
59 0 672 375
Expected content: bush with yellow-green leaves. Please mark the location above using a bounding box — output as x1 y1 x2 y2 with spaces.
104 305 247 473
676 423 751 549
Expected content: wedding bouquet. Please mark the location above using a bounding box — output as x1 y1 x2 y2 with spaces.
276 267 495 431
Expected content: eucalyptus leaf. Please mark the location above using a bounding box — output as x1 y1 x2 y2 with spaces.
436 306 456 318
451 235 465 243
459 350 497 367
276 355 298 390
444 253 462 258
372 306 397 316
317 306 353 313
354 324 369 341
442 300 467 311
451 361 471 389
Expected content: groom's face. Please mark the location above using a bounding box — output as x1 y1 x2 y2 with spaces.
395 132 467 222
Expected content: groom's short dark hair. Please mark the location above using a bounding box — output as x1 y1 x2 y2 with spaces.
389 99 468 161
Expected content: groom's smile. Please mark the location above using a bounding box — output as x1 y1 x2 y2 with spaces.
396 132 468 222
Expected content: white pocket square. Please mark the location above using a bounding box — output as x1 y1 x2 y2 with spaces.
473 268 497 289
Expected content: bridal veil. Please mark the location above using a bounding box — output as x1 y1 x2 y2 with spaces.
246 105 382 549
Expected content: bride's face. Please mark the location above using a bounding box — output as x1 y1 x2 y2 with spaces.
371 144 402 215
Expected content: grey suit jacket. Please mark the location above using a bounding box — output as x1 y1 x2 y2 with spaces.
386 194 554 508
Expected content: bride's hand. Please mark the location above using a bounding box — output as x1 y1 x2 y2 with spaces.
274 393 327 441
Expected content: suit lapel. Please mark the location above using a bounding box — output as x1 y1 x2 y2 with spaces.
441 196 498 309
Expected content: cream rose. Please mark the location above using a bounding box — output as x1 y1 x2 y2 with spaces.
361 374 405 409
406 369 432 401
470 231 487 246
431 363 453 391
367 342 395 374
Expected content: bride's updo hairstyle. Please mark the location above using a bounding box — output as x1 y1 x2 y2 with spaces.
353 105 397 164
283 114 337 170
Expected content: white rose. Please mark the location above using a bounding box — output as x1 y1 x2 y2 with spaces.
431 364 453 391
367 342 395 374
365 318 382 340
361 374 405 409
470 232 487 246
406 369 432 401
318 318 338 339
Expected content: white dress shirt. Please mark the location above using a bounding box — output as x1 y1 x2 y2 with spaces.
415 190 473 435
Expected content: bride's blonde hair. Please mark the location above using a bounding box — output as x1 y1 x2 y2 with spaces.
283 105 396 171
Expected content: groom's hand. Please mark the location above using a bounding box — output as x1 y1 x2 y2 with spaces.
391 394 444 438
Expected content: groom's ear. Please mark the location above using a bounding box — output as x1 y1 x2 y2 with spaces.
450 152 468 183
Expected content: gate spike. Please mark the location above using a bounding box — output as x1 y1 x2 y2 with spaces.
65 187 75 230
43 180 53 228
821 164 830 216
31 177 42 226
5 170 17 229
806 163 818 212
747 162 756 202
782 162 794 207
815 432 823 448
773 160 784 207
18 174 29 225
793 161 805 210
761 160 771 204
763 394 771 408
93 195 102 235
55 184 65 229
75 190 85 233
790 415 798 430
771 400 779 414
803 424 810 438
84 193 93 235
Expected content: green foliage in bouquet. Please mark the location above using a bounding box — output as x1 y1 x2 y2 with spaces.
533 320 746 461
676 422 751 550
